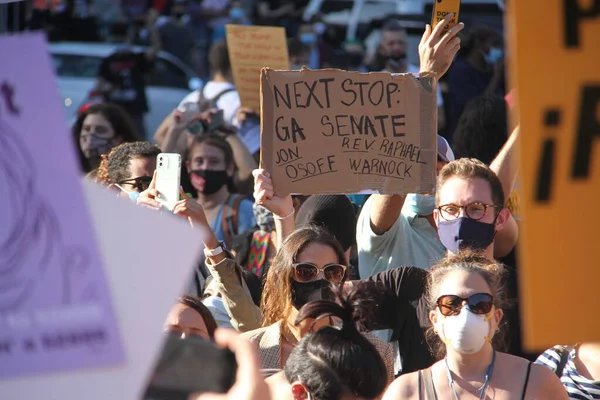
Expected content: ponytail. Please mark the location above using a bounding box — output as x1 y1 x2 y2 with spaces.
284 282 388 400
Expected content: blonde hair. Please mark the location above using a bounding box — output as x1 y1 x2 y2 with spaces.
436 158 505 208
425 250 509 359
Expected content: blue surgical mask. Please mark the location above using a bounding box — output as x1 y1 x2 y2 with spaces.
300 33 317 46
115 184 140 204
229 7 244 20
483 47 503 64
203 296 234 329
405 193 436 216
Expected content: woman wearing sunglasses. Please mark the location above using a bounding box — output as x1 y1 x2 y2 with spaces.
241 225 395 384
382 251 567 400
96 141 161 203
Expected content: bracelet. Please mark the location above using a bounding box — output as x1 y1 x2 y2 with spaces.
274 209 295 220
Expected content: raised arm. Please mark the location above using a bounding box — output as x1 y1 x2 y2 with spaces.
490 125 520 258
253 169 294 248
368 15 464 236
225 133 258 194
172 188 262 332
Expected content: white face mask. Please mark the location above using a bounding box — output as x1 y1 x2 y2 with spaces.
440 305 491 354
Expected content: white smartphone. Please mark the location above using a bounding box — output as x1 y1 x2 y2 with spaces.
156 153 182 212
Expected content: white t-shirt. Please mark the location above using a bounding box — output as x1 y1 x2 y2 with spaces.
178 81 241 127
356 195 446 278
177 81 262 153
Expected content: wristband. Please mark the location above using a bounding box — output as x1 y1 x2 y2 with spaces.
274 209 295 221
204 242 226 258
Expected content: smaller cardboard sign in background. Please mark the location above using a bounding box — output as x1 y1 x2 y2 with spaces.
260 68 437 196
226 25 289 111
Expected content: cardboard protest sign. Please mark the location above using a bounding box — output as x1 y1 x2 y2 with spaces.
226 25 289 111
508 1 600 349
0 32 123 379
0 182 205 399
260 68 437 196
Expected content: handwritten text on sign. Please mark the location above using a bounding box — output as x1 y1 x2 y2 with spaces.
260 69 437 196
226 25 289 111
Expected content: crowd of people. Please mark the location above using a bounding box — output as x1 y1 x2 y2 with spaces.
18 2 596 398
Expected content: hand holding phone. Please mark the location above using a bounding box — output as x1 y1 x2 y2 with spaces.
431 0 461 36
419 12 464 79
156 153 182 211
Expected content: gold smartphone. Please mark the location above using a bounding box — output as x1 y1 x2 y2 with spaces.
431 0 461 35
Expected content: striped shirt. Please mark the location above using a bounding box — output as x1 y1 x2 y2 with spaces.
536 346 600 399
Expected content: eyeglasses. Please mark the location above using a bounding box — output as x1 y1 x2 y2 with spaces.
118 176 152 192
438 202 499 221
292 263 346 284
436 293 494 317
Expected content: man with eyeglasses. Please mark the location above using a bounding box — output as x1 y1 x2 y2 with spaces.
362 155 519 376
97 141 161 202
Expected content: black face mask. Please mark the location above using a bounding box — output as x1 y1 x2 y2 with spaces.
290 279 335 310
191 169 229 195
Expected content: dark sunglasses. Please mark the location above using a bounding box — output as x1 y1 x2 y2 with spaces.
292 263 346 284
118 176 152 192
436 293 494 317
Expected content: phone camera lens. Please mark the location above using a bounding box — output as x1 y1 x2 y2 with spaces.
159 162 163 167
160 157 163 161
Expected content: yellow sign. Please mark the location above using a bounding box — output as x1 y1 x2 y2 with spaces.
508 0 600 350
226 25 290 112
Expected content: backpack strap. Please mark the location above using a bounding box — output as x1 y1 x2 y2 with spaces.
221 194 243 248
209 87 236 108
554 345 572 378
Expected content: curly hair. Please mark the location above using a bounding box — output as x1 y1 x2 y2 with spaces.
424 250 509 360
96 141 161 185
260 226 347 335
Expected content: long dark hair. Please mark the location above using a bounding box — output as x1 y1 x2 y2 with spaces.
452 94 508 165
178 295 218 339
72 103 141 173
283 282 388 400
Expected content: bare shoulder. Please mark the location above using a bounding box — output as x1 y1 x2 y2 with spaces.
498 353 568 399
382 371 420 400
527 363 569 399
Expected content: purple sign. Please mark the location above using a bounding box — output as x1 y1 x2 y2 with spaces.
0 33 123 378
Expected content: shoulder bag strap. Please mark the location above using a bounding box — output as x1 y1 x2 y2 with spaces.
555 345 572 377
221 194 233 248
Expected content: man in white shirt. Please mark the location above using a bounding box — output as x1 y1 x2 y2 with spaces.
154 40 243 147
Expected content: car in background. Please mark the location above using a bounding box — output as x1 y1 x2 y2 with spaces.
49 42 203 140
